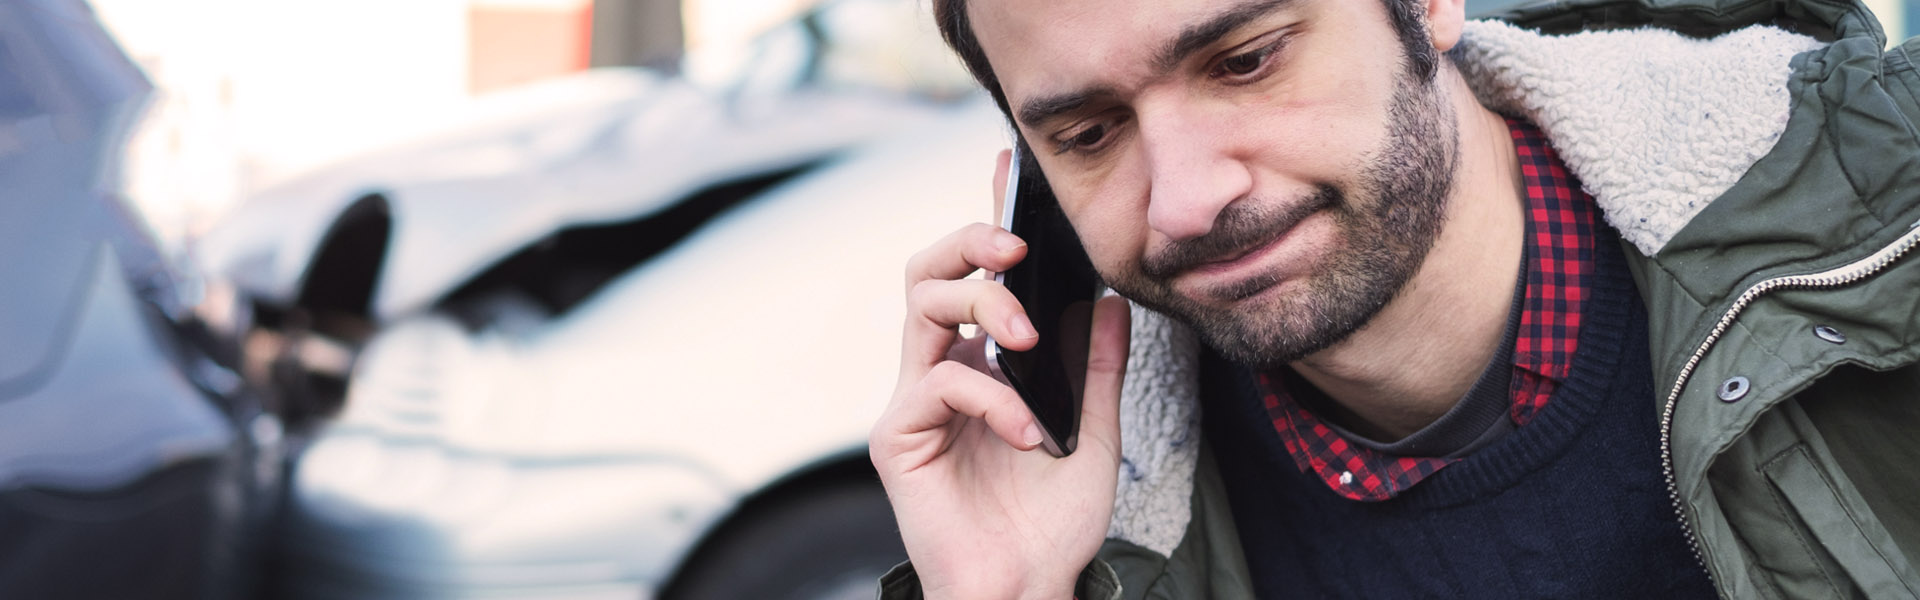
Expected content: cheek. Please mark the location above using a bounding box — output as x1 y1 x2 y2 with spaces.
1078 224 1141 280
1247 110 1373 177
1058 181 1151 278
1049 147 1150 267
1229 45 1399 183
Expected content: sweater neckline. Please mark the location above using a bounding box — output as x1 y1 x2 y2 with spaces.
1382 230 1641 509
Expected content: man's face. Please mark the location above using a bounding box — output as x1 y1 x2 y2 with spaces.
970 0 1458 369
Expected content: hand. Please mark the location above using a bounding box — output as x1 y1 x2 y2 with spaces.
871 149 1133 600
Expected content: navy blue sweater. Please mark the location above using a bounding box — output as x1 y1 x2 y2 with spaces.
1201 233 1717 598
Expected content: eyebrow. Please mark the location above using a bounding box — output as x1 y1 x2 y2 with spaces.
1016 87 1116 131
1154 0 1299 73
1014 0 1299 130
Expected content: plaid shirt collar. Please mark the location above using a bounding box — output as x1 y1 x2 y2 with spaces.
1254 118 1600 502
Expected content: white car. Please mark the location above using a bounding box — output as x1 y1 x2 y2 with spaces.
196 1 1011 597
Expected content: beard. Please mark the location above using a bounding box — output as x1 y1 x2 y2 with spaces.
1101 68 1460 370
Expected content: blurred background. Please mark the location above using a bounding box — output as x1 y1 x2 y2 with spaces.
3 0 1915 598
90 0 1920 254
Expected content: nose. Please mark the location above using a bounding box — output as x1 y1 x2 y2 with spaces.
1141 103 1252 242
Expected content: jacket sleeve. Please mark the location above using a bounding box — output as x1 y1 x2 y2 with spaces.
875 558 1123 600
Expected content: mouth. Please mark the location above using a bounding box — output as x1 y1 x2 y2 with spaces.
1174 195 1334 301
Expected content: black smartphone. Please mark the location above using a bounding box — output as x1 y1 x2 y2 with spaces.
984 143 1105 457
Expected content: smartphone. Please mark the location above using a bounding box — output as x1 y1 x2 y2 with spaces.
984 143 1105 457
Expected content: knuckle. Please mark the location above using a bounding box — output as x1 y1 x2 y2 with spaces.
962 221 998 237
869 443 902 476
967 220 1006 244
927 359 967 385
903 247 933 281
906 279 940 311
1087 353 1129 375
989 281 1021 311
867 423 893 461
913 364 949 396
928 360 988 398
904 374 954 416
971 292 1013 330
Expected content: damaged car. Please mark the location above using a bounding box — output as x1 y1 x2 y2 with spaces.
195 0 1007 597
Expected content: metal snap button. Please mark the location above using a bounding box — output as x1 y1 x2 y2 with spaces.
1717 377 1750 402
1813 325 1847 344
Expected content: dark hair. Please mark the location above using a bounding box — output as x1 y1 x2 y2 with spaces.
934 0 1439 134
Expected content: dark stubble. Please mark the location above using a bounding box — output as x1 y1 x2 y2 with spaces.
1102 67 1459 370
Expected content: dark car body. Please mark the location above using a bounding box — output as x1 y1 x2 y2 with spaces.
0 1 278 598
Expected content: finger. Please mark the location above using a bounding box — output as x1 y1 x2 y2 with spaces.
904 222 1028 295
909 278 1037 349
877 361 1044 460
992 148 1011 221
1075 296 1133 459
902 278 1037 377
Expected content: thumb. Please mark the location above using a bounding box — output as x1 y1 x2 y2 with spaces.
1075 295 1132 459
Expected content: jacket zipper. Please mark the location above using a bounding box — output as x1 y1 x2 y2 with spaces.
1658 219 1920 594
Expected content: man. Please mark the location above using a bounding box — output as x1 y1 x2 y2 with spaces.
871 0 1920 597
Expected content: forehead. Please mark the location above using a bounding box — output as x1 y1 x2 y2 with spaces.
966 0 1317 119
968 0 1226 53
968 0 1210 92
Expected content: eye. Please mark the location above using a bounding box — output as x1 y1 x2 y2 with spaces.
1071 124 1107 147
1209 33 1291 82
1220 50 1265 76
1052 115 1129 155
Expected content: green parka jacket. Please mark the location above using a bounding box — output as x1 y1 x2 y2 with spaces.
882 0 1920 597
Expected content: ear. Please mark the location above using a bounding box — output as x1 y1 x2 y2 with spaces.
1424 0 1468 53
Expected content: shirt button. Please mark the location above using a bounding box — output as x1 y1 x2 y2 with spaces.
1339 471 1354 485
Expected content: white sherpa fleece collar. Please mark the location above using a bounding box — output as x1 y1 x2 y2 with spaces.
1453 20 1826 256
1105 21 1826 557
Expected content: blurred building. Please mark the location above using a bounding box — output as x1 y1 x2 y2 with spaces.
590 0 683 73
471 0 597 93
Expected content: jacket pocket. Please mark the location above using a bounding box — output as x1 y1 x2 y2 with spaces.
1762 444 1920 599
1707 395 1920 600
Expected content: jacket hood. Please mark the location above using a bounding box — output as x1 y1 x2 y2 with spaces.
1454 21 1824 255
1105 5 1836 556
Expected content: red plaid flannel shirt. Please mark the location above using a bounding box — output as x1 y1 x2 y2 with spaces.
1257 118 1599 502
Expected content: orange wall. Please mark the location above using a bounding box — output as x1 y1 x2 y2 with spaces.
468 3 594 94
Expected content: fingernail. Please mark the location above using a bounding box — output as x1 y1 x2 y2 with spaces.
1022 423 1044 448
996 234 1026 254
1009 314 1038 340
